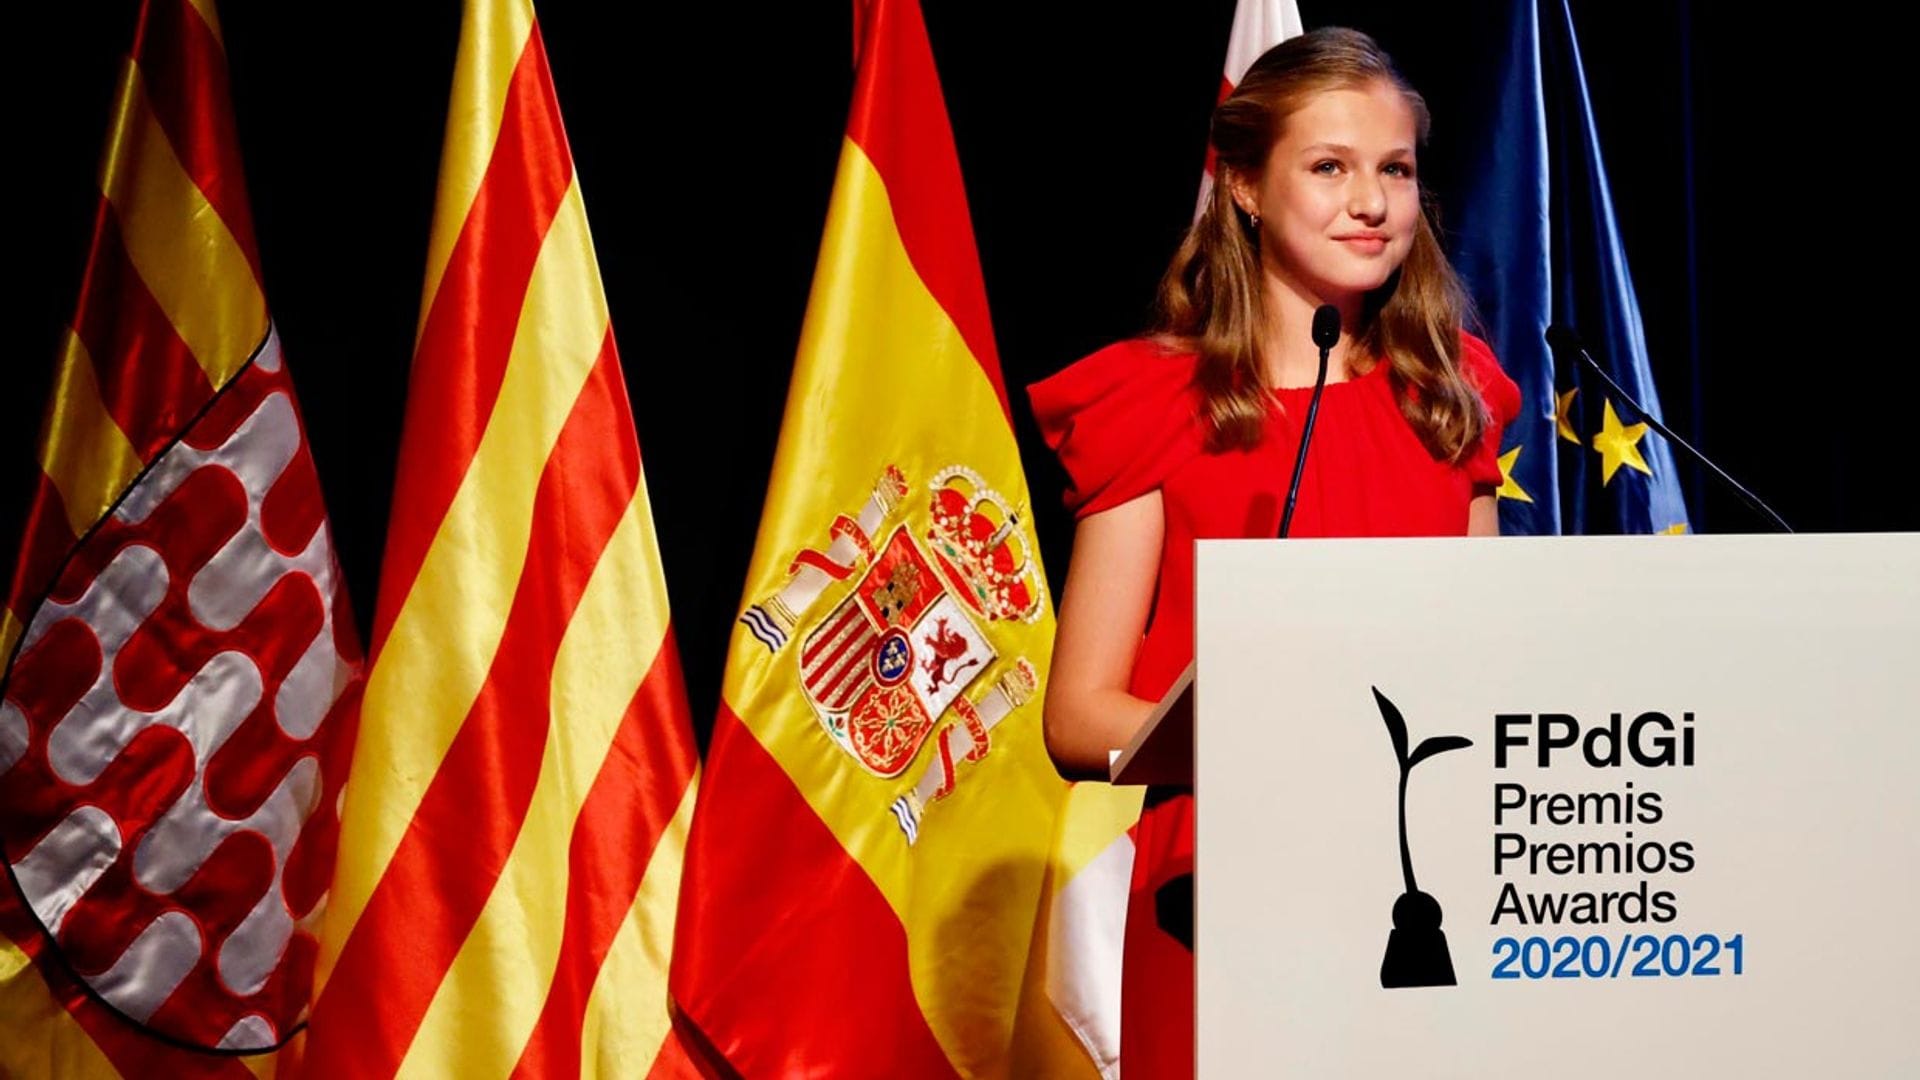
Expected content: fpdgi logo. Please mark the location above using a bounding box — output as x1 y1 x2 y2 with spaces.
1371 686 1472 989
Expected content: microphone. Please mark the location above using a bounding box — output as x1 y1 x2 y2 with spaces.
1545 324 1791 533
1312 304 1342 352
1278 304 1339 538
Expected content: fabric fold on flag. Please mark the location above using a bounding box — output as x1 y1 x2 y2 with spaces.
298 1 700 1076
1452 0 1691 535
1 1 362 1076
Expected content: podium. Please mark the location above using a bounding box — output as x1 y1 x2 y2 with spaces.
1110 662 1192 786
1150 534 1918 1077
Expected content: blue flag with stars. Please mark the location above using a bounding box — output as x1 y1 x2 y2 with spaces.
1449 0 1691 535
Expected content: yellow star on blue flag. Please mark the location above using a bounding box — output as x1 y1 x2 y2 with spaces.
1556 387 1581 444
1591 398 1652 485
1496 445 1533 503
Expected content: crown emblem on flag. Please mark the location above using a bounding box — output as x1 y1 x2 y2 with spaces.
924 466 1042 625
739 462 1046 843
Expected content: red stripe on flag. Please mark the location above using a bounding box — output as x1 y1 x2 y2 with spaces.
131 0 264 282
3 475 79 629
843 0 1009 423
508 632 697 1079
302 328 634 1077
813 647 872 709
806 623 875 700
73 196 217 460
671 705 958 1079
643 1025 707 1080
0 890 256 1079
369 25 574 649
800 604 863 667
827 671 874 712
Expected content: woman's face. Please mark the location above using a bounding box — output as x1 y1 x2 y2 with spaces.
1234 80 1422 303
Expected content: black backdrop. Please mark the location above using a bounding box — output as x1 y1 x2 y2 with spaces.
7 2 1913 743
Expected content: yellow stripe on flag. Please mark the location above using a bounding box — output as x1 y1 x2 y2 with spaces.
1052 783 1142 882
40 330 143 537
320 182 611 988
182 0 225 48
398 487 673 1079
578 780 696 1079
417 0 536 332
1 608 23 662
0 940 120 1080
99 66 265 387
722 137 1063 1074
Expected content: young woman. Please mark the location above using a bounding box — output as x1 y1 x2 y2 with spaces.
1029 27 1521 1077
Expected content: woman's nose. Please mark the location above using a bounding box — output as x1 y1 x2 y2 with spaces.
1348 175 1387 223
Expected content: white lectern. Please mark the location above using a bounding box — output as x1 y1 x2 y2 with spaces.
1179 534 1918 1077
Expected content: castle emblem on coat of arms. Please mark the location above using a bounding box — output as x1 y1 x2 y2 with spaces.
739 464 1043 843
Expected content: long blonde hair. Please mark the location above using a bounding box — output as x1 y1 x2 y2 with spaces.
1154 27 1486 461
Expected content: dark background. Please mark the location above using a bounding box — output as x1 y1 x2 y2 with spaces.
6 2 1912 739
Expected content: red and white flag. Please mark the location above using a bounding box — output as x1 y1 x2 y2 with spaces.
1 1 363 1074
1197 0 1307 216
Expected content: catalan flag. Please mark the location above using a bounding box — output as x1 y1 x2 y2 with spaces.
297 0 699 1075
1 0 361 1076
668 0 1070 1074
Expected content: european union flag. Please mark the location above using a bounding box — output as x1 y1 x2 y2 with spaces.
1450 0 1692 535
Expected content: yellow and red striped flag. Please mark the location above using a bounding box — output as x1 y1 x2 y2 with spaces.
668 1 1071 1074
2 1 362 1076
297 0 700 1075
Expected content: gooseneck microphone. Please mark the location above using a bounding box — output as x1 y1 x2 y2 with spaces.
1545 324 1791 534
1277 304 1342 538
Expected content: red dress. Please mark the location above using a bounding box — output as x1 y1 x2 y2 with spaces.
1028 334 1520 1079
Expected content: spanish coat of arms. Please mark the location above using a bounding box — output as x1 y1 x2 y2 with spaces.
739 464 1043 844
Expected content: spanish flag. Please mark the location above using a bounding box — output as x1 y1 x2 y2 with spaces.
669 1 1070 1074
298 0 699 1075
2 1 360 1075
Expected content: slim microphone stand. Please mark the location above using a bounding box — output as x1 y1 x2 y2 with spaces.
1278 346 1331 539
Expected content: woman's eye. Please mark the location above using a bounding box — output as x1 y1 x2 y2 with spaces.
1313 160 1341 175
1384 161 1415 178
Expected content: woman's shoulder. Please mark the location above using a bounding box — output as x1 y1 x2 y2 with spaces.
1458 329 1522 427
1027 337 1208 518
1451 329 1523 489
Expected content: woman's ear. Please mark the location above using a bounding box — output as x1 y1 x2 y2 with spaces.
1224 168 1260 219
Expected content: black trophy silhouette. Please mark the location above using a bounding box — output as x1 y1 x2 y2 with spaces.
1371 686 1472 989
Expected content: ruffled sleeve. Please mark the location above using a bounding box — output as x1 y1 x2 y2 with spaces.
1026 338 1209 519
1459 331 1523 491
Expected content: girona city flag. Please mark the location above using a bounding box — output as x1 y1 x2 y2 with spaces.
296 0 701 1075
669 1 1069 1074
0 1 362 1075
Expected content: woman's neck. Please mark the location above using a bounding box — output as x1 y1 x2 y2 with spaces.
1258 264 1366 390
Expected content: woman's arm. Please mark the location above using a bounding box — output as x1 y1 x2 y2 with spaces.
1043 490 1166 780
1468 493 1499 536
